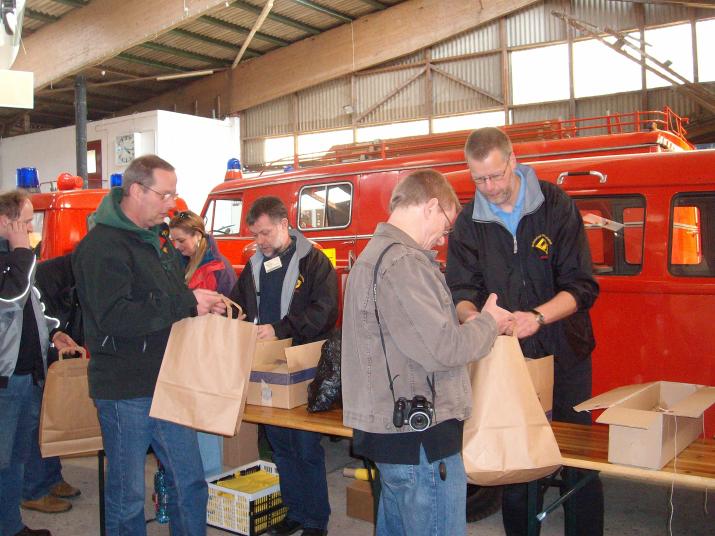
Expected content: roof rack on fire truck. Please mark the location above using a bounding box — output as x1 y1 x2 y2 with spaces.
245 108 690 177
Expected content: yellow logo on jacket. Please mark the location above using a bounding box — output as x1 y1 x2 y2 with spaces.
531 234 552 258
295 274 304 289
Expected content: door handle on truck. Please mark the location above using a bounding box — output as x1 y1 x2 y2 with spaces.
557 171 607 185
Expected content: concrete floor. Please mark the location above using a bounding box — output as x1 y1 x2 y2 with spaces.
21 437 714 536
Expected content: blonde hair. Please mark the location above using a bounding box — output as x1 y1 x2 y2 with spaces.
169 210 208 283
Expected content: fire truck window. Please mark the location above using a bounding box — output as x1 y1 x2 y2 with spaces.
670 194 715 277
208 199 243 236
575 196 644 276
299 182 352 230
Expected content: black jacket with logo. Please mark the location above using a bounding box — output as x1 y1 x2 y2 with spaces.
446 164 598 370
229 230 338 346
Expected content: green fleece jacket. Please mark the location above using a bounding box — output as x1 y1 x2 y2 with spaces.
72 188 197 399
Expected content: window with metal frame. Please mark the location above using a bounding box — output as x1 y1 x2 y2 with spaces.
206 198 243 236
298 182 353 230
574 195 645 276
669 193 715 277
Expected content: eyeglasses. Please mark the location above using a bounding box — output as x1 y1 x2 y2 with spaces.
438 203 455 236
141 183 179 201
472 152 512 185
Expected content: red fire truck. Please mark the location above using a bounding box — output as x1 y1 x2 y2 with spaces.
201 109 715 435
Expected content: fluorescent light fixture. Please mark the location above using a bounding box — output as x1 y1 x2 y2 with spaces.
0 69 33 108
156 69 215 81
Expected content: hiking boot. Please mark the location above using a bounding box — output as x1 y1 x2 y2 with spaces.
50 481 81 499
21 495 72 513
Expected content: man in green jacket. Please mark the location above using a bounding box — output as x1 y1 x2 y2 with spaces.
73 155 224 536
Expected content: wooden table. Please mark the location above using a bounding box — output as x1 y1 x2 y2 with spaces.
243 403 715 490
244 403 715 534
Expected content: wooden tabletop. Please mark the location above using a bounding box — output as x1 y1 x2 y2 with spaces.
243 404 715 490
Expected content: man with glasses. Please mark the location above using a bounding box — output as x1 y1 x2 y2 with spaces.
342 170 513 536
73 155 225 535
446 128 603 536
230 196 338 536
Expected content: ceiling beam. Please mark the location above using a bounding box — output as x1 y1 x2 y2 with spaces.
139 42 233 67
13 0 242 89
232 1 321 35
291 0 354 23
169 28 262 58
116 53 190 73
125 0 539 116
199 15 291 46
356 0 388 9
24 9 60 24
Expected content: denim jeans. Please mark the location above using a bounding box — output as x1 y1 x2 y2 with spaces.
0 374 39 536
23 383 63 501
197 432 223 478
264 425 330 530
375 447 466 536
94 397 208 536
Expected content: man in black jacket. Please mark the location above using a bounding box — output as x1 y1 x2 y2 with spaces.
1 190 77 536
445 127 604 536
73 155 224 535
230 196 338 536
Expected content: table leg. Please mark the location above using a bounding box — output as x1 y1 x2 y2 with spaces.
536 470 599 533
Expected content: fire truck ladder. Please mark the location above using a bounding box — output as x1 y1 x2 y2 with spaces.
552 11 715 115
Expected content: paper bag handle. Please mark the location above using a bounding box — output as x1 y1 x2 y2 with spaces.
58 346 87 360
220 296 244 319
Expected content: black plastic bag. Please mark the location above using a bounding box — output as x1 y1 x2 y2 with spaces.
307 329 342 412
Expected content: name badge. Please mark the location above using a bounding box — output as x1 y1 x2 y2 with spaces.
264 256 282 273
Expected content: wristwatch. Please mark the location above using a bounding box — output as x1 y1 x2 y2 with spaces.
531 309 546 326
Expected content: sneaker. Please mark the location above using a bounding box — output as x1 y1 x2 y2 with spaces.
50 481 81 499
14 525 52 535
21 495 72 513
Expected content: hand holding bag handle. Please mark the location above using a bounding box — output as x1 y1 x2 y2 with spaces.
57 346 87 360
219 296 244 320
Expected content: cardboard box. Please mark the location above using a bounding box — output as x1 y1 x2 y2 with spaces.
346 480 374 524
575 381 715 469
223 423 259 469
246 339 325 409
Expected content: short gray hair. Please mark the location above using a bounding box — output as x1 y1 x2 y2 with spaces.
464 127 513 162
389 169 460 213
0 189 30 219
121 155 175 195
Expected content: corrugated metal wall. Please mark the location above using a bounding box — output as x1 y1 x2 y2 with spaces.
241 0 713 165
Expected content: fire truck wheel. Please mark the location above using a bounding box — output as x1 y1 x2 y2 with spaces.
465 484 502 523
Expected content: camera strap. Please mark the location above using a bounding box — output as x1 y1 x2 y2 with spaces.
372 242 436 408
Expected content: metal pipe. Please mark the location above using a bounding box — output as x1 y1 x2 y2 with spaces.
74 75 88 188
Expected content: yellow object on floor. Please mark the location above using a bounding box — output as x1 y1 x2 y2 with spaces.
217 469 279 494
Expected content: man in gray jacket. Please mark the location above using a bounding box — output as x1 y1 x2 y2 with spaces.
342 169 513 536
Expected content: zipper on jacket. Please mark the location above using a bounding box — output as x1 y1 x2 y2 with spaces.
513 235 518 255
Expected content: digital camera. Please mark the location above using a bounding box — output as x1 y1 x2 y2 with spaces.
392 395 434 432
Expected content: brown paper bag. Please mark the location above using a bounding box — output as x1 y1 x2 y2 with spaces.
150 301 257 436
463 334 562 486
39 347 103 457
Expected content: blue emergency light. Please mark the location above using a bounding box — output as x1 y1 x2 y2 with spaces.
16 167 40 190
227 158 241 170
110 173 123 187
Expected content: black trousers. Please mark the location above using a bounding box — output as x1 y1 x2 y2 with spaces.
502 357 604 536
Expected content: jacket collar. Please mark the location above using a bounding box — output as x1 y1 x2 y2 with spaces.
471 163 544 223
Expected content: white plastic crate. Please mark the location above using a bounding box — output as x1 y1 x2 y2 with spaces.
207 460 287 535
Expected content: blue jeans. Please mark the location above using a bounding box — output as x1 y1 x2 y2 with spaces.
94 398 208 536
197 432 223 478
375 447 467 536
264 425 330 530
23 383 63 501
0 374 39 536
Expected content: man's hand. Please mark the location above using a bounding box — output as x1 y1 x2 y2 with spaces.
192 288 223 316
4 219 31 250
52 331 78 351
256 324 276 340
512 310 541 338
480 293 515 335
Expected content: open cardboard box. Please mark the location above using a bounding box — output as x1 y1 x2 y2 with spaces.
575 381 715 469
246 338 325 409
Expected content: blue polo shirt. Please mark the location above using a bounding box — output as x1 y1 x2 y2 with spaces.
488 168 527 236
